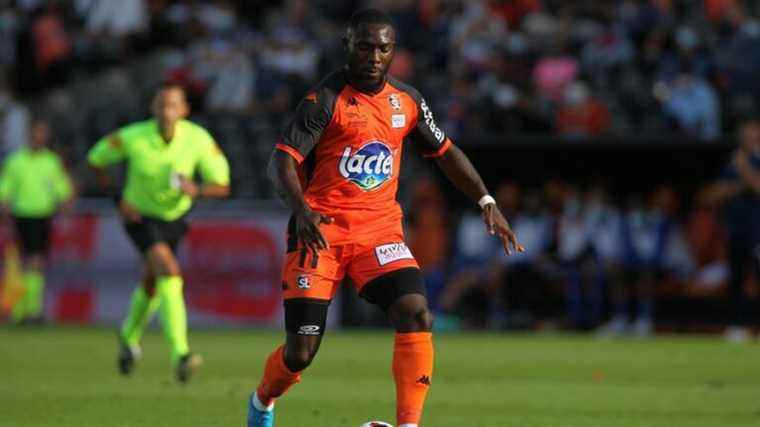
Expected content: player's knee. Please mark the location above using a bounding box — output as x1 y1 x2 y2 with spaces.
283 346 317 372
412 307 434 332
388 293 434 332
142 277 156 296
393 306 434 333
147 244 181 277
158 261 181 277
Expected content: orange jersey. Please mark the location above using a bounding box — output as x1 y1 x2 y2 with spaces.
275 69 452 245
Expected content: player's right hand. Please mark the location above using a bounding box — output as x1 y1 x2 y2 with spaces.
119 199 142 223
295 208 333 256
482 204 525 256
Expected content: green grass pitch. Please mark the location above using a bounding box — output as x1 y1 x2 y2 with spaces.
1 327 760 426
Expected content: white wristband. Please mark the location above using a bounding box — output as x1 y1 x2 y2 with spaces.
478 194 496 210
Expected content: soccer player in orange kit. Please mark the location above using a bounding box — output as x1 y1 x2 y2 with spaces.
248 9 524 427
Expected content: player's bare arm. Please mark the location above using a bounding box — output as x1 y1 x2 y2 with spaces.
177 175 230 199
434 145 524 255
268 150 333 256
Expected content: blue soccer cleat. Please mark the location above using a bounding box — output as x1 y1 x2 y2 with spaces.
247 393 275 427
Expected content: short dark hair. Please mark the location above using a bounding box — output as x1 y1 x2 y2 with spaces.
156 81 187 95
348 8 393 31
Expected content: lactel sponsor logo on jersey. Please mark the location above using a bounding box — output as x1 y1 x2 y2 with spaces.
375 242 414 266
338 141 394 191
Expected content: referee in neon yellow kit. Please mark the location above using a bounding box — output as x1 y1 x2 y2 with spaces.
88 83 230 383
0 118 73 325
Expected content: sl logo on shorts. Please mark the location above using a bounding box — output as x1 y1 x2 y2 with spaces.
375 242 414 266
297 275 311 289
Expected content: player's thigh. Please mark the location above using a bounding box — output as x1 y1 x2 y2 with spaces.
123 218 181 276
145 242 181 276
13 217 51 259
281 246 343 302
283 298 329 367
347 242 426 312
281 246 344 339
123 218 161 254
159 217 189 254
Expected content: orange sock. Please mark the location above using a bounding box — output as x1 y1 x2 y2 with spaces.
256 345 302 406
393 332 434 425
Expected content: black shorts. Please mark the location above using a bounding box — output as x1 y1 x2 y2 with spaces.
123 216 189 254
13 216 52 257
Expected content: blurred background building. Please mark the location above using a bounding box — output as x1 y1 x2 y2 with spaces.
0 0 757 336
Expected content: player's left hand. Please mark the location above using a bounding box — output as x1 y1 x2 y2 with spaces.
482 204 525 256
178 176 199 198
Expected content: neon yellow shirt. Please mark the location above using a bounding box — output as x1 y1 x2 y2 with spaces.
87 119 230 221
0 148 73 218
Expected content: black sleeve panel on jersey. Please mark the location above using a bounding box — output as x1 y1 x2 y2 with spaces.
280 94 334 159
280 71 344 159
388 77 449 156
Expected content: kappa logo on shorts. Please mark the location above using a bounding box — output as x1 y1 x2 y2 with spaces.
298 325 321 335
375 242 414 266
420 99 445 143
297 275 311 289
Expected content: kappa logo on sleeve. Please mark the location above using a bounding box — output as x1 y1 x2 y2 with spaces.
419 99 445 143
374 242 414 266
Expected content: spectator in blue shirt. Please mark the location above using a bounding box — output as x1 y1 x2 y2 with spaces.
655 69 721 140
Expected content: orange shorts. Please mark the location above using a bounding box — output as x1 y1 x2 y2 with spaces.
281 233 420 302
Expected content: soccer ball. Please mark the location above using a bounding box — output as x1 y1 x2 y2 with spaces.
360 422 393 427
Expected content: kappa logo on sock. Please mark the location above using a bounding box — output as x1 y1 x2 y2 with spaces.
416 375 431 386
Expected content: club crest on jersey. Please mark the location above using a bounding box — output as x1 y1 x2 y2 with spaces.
338 141 394 191
388 93 402 110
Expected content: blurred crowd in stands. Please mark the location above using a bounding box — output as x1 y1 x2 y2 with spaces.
1 0 760 146
405 176 743 335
